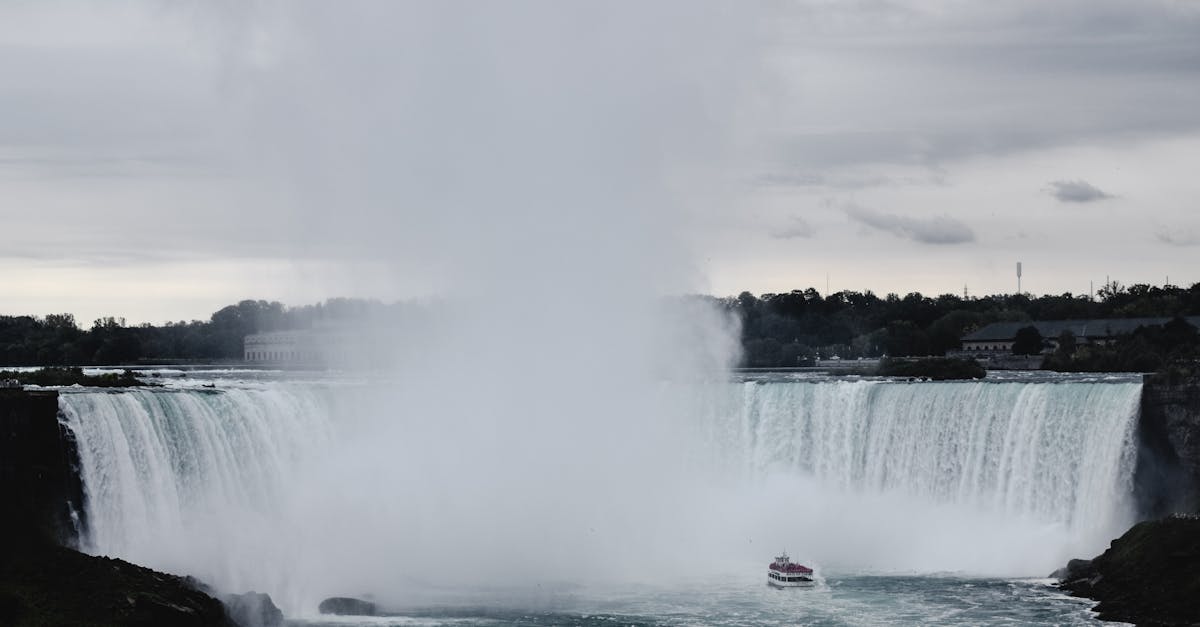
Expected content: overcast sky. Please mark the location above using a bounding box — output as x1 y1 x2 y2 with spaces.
2 1 1199 324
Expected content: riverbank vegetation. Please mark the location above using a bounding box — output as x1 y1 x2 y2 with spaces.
1041 316 1200 374
0 367 150 387
0 299 389 366
728 281 1200 368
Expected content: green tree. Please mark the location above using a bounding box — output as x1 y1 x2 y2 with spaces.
1055 329 1077 357
1012 326 1045 355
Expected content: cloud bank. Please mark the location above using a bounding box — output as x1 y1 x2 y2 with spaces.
845 205 975 245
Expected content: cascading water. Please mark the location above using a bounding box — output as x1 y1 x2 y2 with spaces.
59 376 1142 613
712 379 1138 525
60 385 338 602
686 378 1141 575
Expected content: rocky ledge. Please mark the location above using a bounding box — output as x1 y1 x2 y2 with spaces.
0 543 286 627
319 596 378 616
1056 515 1200 626
0 541 239 627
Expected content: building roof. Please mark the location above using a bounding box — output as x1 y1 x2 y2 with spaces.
962 316 1200 342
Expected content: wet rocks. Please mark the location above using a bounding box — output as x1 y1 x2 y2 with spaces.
1057 516 1200 626
0 543 237 627
223 590 284 627
319 596 378 616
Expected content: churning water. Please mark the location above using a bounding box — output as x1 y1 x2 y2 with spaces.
58 372 1140 624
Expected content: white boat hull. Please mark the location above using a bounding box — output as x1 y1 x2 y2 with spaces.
768 578 814 588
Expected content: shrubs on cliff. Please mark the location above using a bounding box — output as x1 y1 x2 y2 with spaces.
0 367 151 387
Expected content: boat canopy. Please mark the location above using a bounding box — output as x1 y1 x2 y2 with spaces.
769 562 813 574
770 552 813 574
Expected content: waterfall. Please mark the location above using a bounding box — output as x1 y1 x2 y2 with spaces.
687 378 1141 574
60 385 336 602
710 379 1140 528
58 377 1142 608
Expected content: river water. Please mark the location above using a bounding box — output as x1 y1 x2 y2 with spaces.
285 575 1105 626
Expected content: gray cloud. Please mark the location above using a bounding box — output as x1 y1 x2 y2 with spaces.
1156 227 1200 247
1047 179 1112 203
770 216 815 239
845 204 975 245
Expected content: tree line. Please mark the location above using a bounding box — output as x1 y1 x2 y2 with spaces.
718 281 1200 368
0 298 400 366
2 282 1199 368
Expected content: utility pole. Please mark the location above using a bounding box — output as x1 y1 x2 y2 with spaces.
1016 262 1022 295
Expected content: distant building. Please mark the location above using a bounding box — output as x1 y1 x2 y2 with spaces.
243 331 317 364
960 316 1200 354
243 325 365 366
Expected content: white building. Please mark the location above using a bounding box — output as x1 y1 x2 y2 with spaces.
244 325 377 367
243 331 318 364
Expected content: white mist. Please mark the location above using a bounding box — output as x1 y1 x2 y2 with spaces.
194 0 757 613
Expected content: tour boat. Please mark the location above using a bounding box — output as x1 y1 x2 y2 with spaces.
767 552 814 587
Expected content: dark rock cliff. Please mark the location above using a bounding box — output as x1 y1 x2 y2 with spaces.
1057 515 1200 626
1137 375 1200 515
0 388 84 544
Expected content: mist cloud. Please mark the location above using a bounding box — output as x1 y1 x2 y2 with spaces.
845 205 975 245
1048 179 1112 203
137 0 765 602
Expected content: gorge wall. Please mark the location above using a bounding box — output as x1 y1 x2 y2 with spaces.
1138 374 1200 515
0 388 83 545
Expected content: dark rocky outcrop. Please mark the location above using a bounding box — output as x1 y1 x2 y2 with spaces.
1136 375 1200 515
223 591 284 627
0 388 85 544
0 543 238 627
319 596 378 616
1057 516 1200 626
